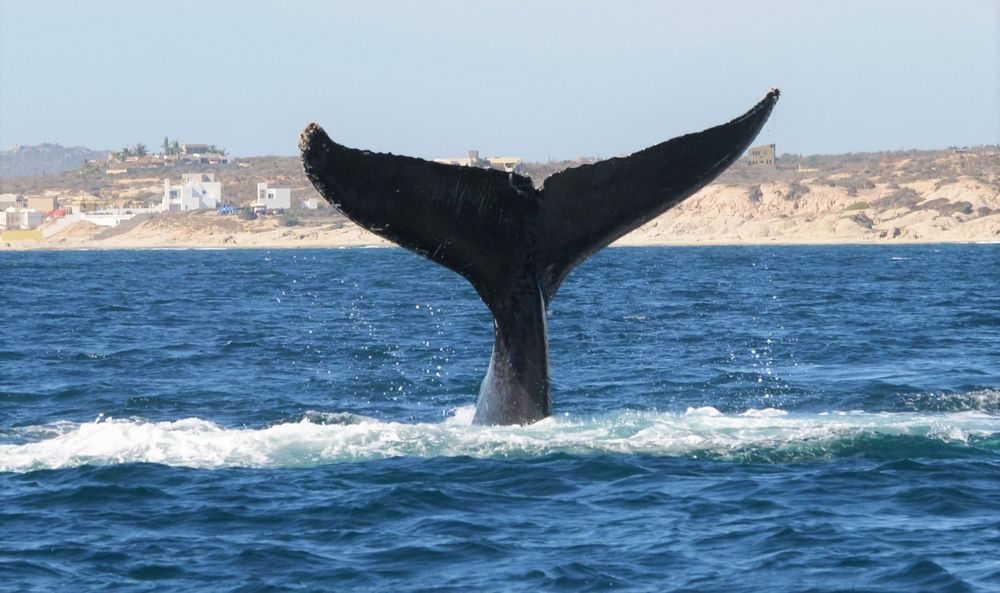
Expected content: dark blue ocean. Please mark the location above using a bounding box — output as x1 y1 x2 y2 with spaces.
2 245 999 592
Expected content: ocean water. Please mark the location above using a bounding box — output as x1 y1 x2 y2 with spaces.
1 245 998 592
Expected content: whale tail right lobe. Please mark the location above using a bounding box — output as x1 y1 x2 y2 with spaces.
531 89 780 301
300 89 780 424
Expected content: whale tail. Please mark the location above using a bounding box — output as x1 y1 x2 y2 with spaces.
301 89 779 425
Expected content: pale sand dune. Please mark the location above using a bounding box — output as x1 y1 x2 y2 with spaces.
614 178 1000 246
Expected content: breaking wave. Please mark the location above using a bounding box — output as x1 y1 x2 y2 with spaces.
2 407 998 472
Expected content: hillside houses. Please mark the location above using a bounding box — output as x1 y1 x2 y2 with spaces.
2 174 293 239
96 142 231 174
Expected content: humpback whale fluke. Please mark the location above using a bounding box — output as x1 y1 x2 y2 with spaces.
301 89 779 425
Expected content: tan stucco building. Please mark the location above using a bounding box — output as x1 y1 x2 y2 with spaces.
747 144 776 167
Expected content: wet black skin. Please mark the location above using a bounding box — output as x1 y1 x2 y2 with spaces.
300 89 779 425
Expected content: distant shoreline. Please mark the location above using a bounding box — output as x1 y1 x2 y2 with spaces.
5 236 998 252
3 146 998 251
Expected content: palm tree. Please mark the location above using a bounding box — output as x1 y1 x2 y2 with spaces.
117 146 132 162
171 139 180 156
133 143 148 157
162 136 171 156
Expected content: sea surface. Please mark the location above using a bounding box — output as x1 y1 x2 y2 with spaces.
1 245 999 592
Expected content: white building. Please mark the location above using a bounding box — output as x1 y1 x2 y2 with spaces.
162 173 222 211
256 183 291 210
1 208 43 230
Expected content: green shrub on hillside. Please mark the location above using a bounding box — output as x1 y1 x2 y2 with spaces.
835 175 876 196
848 213 874 229
952 201 973 215
784 181 810 201
918 198 951 213
873 187 920 210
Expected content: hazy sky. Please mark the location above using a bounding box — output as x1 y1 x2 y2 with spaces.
1 0 997 161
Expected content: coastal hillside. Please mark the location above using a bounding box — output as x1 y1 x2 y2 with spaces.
619 175 1000 245
2 146 999 248
539 148 1000 244
0 144 110 179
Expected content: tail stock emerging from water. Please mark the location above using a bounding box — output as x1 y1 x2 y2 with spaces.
301 89 779 425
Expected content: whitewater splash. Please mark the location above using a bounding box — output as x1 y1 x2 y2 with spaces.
1 407 998 472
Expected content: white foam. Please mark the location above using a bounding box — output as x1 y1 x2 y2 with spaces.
685 406 723 416
1 408 997 472
740 408 788 417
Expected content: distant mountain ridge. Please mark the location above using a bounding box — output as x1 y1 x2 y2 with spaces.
0 143 109 179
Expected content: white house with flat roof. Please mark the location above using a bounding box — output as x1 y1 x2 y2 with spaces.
256 183 291 210
162 173 222 211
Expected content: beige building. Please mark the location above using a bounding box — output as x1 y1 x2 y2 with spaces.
26 196 58 213
747 144 776 167
181 144 211 155
485 156 524 173
434 150 523 173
